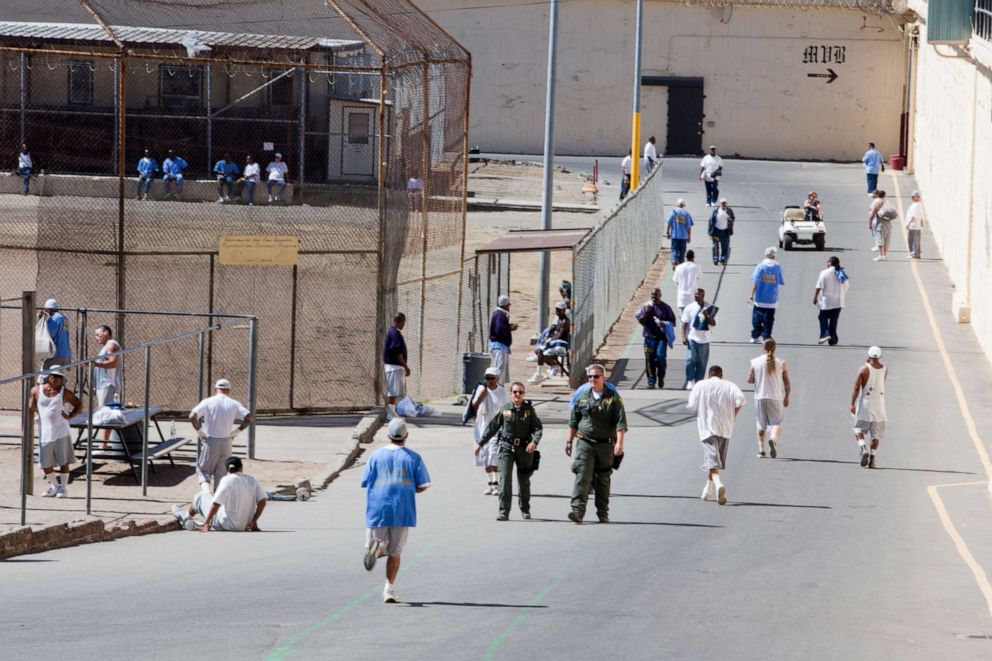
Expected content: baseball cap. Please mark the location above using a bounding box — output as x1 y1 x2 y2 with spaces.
911 190 920 197
719 198 727 204
484 367 500 377
765 246 778 258
676 198 685 207
225 456 243 471
215 378 231 389
46 368 66 379
274 152 282 158
387 417 408 440
497 295 511 307
708 145 717 150
43 298 59 310
867 346 882 358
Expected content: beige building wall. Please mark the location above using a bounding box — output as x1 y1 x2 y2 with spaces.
417 0 905 159
908 2 992 357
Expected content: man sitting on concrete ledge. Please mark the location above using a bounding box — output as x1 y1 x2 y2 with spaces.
172 456 267 532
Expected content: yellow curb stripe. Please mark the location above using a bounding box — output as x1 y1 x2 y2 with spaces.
890 173 992 481
927 483 992 617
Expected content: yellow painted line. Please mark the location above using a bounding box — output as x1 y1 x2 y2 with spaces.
890 173 992 481
927 483 992 617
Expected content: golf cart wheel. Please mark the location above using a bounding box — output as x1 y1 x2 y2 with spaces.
814 235 825 251
783 235 794 251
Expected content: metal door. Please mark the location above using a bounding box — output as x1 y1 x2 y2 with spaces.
665 84 704 156
341 107 375 177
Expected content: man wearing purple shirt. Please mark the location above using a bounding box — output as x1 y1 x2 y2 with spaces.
489 295 517 383
635 288 677 389
383 313 410 419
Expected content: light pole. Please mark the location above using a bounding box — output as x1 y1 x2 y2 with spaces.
630 0 644 190
537 0 560 334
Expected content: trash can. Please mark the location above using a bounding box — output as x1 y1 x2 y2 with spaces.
889 155 906 171
462 352 490 394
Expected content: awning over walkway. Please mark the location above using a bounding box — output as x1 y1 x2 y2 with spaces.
475 228 591 254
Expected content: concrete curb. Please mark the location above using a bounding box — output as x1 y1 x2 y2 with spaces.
0 516 179 560
468 197 600 213
312 410 386 491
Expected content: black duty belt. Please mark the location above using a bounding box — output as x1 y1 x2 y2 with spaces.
577 433 614 444
500 436 529 446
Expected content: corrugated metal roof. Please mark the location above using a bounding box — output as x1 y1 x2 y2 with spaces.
0 21 366 52
476 229 593 255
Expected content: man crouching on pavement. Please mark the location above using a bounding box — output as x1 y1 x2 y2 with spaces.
172 456 267 532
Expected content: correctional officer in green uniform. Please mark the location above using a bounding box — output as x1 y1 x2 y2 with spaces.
566 364 627 523
478 381 543 521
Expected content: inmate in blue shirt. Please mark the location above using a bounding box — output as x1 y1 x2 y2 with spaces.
213 160 240 180
137 157 158 177
667 208 693 240
162 157 187 177
362 445 430 528
752 261 785 307
47 311 71 359
862 149 882 175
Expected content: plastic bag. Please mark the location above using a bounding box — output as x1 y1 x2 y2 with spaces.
35 314 55 363
93 406 126 425
396 397 442 419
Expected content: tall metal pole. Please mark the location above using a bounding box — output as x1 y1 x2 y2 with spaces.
537 0 560 334
141 345 151 496
85 361 95 515
20 291 36 523
246 317 258 459
19 52 26 145
630 0 644 190
206 64 213 174
115 54 126 344
298 62 306 203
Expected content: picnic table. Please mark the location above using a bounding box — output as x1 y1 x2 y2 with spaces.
69 406 190 483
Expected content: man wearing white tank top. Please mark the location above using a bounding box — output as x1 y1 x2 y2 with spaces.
747 338 790 459
28 370 82 497
850 346 887 469
93 325 122 448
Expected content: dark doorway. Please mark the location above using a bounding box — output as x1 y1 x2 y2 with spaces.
643 76 704 156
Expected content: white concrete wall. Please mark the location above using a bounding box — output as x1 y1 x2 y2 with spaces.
417 0 905 160
909 2 992 357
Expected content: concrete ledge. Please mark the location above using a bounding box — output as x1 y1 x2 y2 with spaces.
467 196 599 213
352 410 386 445
0 516 179 560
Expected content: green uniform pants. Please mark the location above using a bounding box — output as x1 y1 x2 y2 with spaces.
498 441 535 517
570 438 614 517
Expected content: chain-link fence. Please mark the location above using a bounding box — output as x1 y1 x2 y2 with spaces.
571 164 664 387
457 251 510 363
0 0 471 411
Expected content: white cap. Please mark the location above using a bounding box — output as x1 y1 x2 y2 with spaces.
215 378 231 389
45 368 66 379
43 298 59 310
867 346 882 358
676 198 685 207
497 295 511 307
387 417 408 440
911 190 920 197
555 300 568 310
708 145 717 150
274 152 282 158
484 367 500 377
765 246 778 258
719 198 728 204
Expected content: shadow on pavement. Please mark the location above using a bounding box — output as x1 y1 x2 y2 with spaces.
256 415 362 428
780 457 975 475
403 601 548 609
727 501 831 509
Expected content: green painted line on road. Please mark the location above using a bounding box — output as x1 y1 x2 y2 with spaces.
483 557 574 660
267 541 440 661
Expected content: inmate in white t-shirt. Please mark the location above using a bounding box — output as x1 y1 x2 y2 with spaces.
687 377 745 441
192 394 250 438
815 267 848 310
750 355 786 401
673 261 701 308
211 473 267 531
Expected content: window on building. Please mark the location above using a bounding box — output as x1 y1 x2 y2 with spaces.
159 64 204 110
269 70 294 106
976 0 992 42
347 112 370 144
68 60 93 105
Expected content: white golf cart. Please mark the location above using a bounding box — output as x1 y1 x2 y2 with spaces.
779 205 826 251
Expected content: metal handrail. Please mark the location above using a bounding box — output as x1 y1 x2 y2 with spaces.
0 317 249 386
0 303 253 319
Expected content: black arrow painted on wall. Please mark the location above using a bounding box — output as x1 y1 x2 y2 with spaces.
807 69 838 84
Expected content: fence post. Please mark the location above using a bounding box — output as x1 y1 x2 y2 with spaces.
206 63 213 175
20 290 35 521
86 361 95 515
247 317 258 459
19 52 26 144
141 345 151 496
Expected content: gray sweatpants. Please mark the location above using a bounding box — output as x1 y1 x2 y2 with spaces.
197 436 232 491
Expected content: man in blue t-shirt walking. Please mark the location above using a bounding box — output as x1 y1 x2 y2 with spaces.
749 247 785 343
861 142 884 196
362 418 431 604
41 298 72 370
666 199 694 268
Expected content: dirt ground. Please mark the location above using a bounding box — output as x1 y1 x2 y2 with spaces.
468 159 595 205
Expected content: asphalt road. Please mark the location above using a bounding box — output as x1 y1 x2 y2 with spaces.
4 159 992 661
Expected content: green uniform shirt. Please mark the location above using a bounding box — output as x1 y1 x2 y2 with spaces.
480 400 543 446
569 389 628 440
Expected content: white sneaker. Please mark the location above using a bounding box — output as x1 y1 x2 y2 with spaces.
527 372 545 384
749 337 758 344
383 586 400 603
216 197 225 203
873 255 883 262
55 484 67 498
489 484 499 495
685 381 695 391
224 195 231 202
42 484 59 497
870 245 879 252
526 355 538 362
818 336 830 345
716 483 727 505
268 195 273 203
701 482 714 501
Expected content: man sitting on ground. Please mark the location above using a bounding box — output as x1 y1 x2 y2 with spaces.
172 456 267 532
